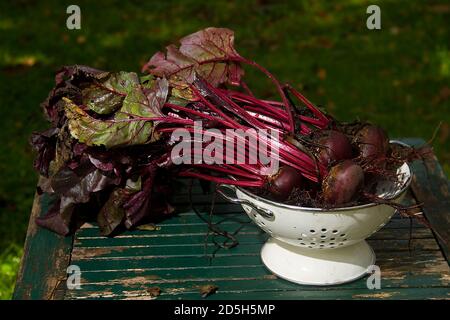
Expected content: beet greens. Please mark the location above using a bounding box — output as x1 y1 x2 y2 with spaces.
31 27 424 237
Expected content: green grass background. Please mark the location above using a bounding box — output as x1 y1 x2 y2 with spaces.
0 0 448 299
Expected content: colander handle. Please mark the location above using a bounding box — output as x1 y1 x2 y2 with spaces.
216 184 274 220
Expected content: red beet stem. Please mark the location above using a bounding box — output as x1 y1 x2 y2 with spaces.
189 164 262 180
194 79 272 130
164 103 234 127
284 85 330 126
238 57 296 134
190 85 244 129
178 171 264 187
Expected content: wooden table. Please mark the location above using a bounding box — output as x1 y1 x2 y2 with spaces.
13 139 450 300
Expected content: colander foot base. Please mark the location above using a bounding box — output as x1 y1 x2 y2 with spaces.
261 238 376 286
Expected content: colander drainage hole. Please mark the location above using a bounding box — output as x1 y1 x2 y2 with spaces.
300 242 306 245
330 238 335 241
320 240 325 243
340 234 346 237
297 238 302 241
308 246 313 248
329 242 335 245
320 235 326 239
310 242 316 245
260 221 266 226
332 230 338 234
310 229 316 234
339 242 344 245
321 228 327 233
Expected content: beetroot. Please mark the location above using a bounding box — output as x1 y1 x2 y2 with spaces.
316 130 353 166
268 166 303 201
322 160 364 206
355 125 389 159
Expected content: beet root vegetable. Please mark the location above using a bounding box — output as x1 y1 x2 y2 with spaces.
355 125 389 159
316 130 353 166
268 166 303 201
322 160 364 206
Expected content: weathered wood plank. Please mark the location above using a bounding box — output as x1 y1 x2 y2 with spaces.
71 270 449 294
65 271 450 300
75 213 423 235
13 190 74 300
69 258 449 291
66 284 450 300
153 287 450 300
409 147 450 262
71 250 445 273
68 252 450 285
70 237 441 262
73 228 434 248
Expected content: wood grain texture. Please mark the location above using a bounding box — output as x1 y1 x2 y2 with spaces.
408 141 450 262
13 188 74 300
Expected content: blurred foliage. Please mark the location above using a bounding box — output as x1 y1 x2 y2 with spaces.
0 245 22 299
0 0 448 299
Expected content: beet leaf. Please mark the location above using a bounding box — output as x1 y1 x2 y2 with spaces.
142 27 244 99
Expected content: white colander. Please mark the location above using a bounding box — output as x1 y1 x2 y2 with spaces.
217 144 412 285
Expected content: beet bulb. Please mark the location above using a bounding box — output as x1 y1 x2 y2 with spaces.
354 125 389 159
316 130 353 166
322 160 364 206
268 166 303 201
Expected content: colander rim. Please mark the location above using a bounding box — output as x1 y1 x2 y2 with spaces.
234 140 413 212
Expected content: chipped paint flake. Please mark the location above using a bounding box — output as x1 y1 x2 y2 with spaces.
353 292 399 299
